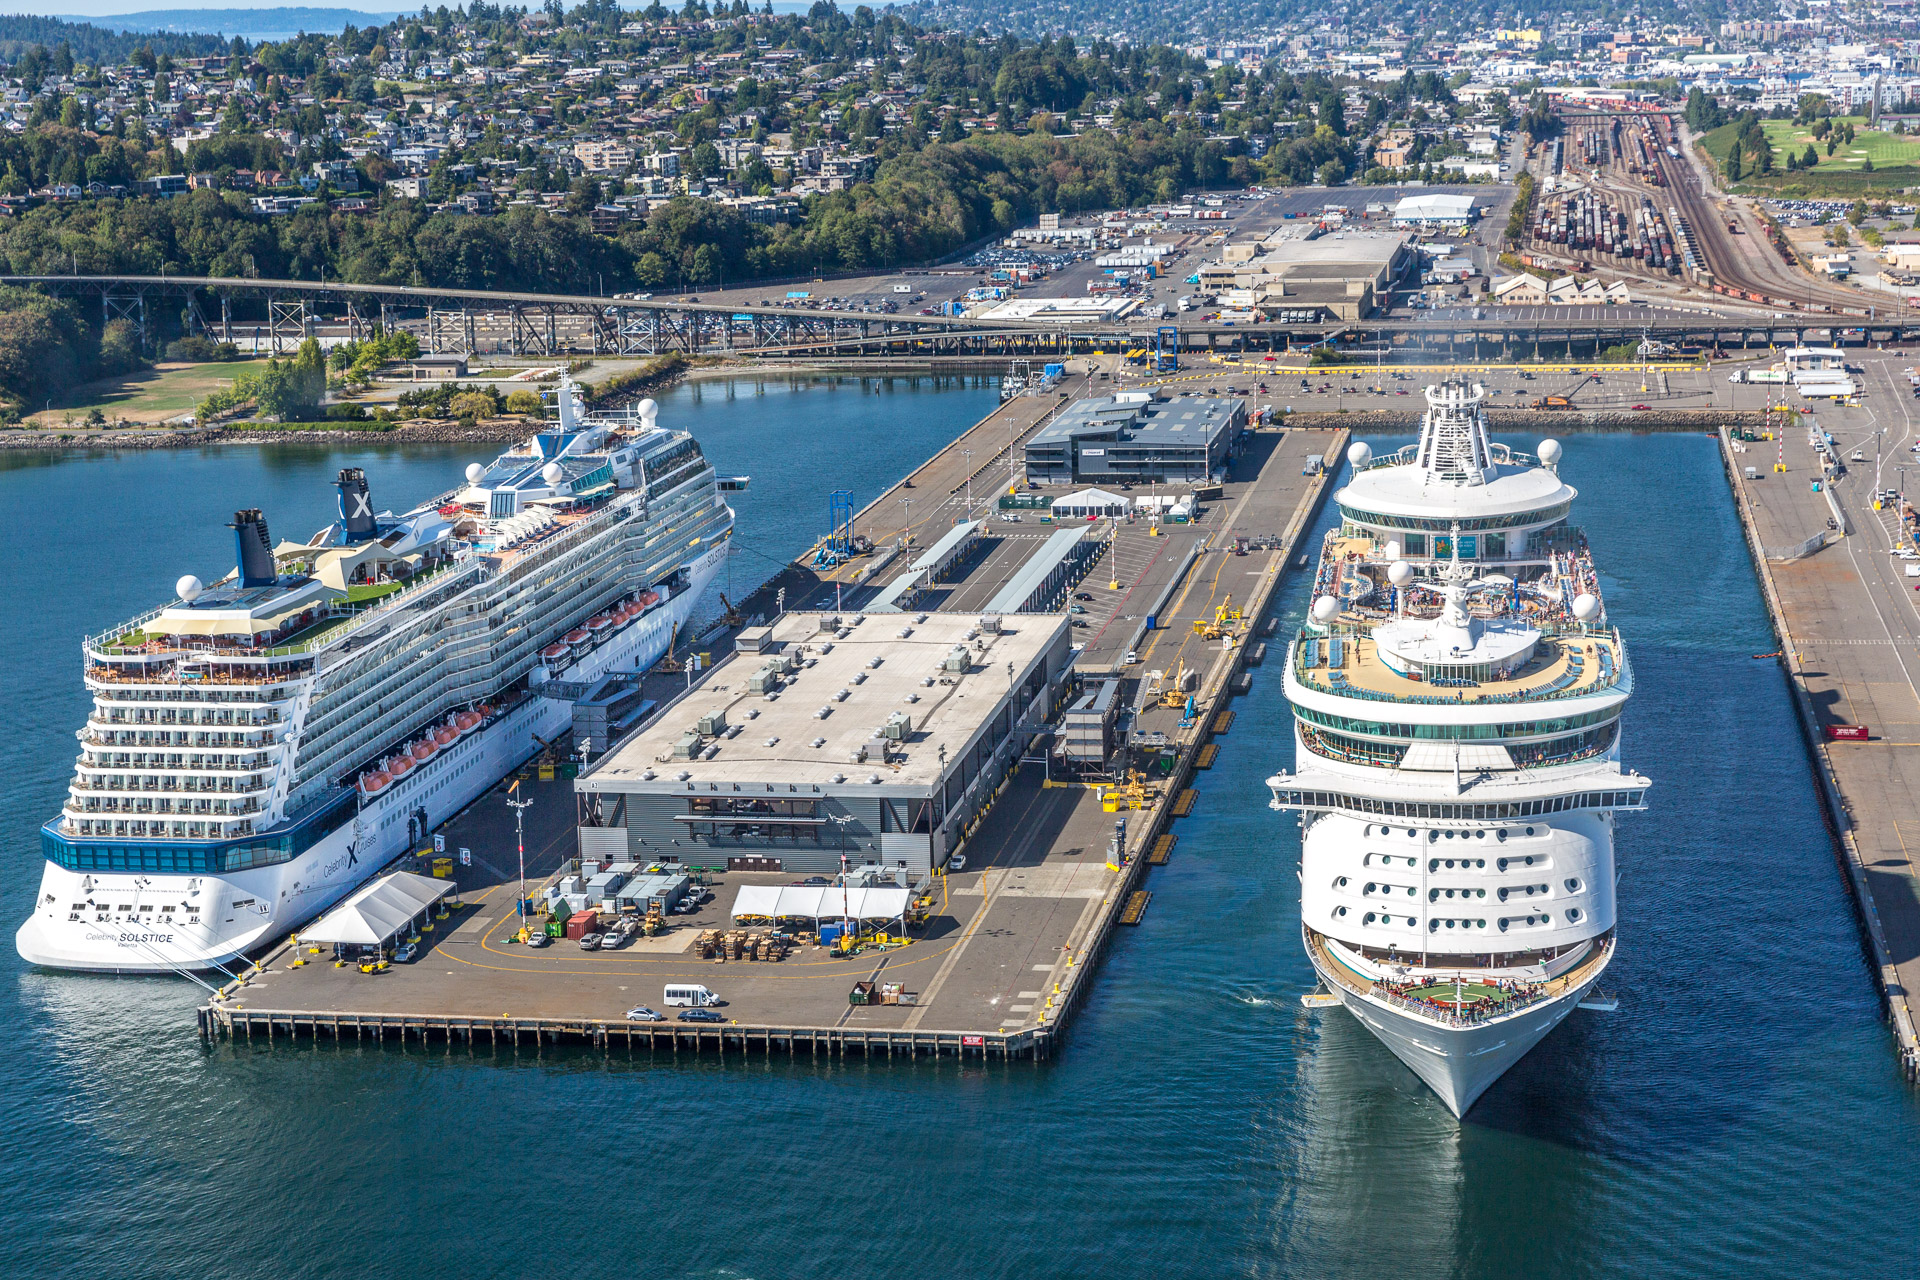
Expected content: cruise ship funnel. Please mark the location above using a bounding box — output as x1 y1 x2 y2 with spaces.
336 467 377 542
230 508 276 587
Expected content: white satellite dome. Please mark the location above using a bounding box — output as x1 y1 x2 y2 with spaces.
1387 560 1413 587
1571 593 1601 622
1383 539 1403 561
542 461 565 486
1538 438 1563 467
637 397 659 421
1347 441 1372 469
176 574 204 602
465 462 485 484
1311 595 1341 624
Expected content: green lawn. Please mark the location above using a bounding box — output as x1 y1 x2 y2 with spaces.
1701 116 1920 193
27 359 272 428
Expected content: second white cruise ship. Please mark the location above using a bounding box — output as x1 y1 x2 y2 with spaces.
18 381 736 973
1268 379 1649 1116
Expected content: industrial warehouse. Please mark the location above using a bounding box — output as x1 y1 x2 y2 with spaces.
1023 392 1246 484
573 610 1073 876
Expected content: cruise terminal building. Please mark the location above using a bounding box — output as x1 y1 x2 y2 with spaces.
574 611 1072 875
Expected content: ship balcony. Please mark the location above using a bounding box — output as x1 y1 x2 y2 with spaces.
87 711 282 731
71 774 269 795
78 752 274 773
64 816 257 840
65 794 265 820
1293 625 1626 708
1309 928 1613 1029
79 728 279 749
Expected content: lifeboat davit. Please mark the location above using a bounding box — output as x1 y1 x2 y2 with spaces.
387 754 415 777
541 643 569 661
412 739 437 762
434 725 458 747
360 771 391 795
477 703 494 718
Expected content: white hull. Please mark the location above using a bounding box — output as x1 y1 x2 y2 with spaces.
1308 932 1609 1116
16 552 721 973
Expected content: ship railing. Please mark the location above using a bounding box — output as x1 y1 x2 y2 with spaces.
1292 627 1628 706
297 559 490 658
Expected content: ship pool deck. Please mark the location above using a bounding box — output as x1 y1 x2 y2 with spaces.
1294 626 1622 704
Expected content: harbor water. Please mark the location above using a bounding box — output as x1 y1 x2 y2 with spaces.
1 400 1916 1279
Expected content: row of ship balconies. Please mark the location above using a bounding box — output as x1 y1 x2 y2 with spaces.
88 708 283 729
78 751 274 773
80 727 282 750
72 771 268 794
65 793 265 818
63 816 256 840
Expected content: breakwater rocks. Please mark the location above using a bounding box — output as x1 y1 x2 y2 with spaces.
1279 408 1766 433
0 415 534 452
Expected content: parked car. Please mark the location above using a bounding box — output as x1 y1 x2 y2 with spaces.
578 933 601 950
393 942 417 963
1630 404 1651 412
678 1008 726 1023
626 1005 665 1022
1074 592 1095 601
1068 604 1087 614
598 930 628 951
525 932 551 948
949 855 967 872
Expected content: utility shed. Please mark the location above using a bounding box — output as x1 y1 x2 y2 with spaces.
575 610 1073 875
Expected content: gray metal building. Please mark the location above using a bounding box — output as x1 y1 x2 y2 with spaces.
575 611 1073 875
1024 393 1245 485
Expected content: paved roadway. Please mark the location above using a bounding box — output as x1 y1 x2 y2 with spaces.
1730 350 1920 1065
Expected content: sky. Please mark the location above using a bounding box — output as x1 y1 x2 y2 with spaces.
1 0 903 15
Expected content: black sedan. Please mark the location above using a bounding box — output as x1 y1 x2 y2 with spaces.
678 1008 726 1023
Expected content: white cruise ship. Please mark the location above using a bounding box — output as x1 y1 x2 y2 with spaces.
1267 380 1649 1116
18 381 737 973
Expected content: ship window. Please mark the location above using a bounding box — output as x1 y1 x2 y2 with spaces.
1568 908 1582 922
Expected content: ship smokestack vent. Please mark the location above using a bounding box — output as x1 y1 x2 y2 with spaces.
230 509 276 587
336 467 377 542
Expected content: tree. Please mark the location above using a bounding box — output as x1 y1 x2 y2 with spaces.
1803 144 1819 169
449 390 497 421
1727 140 1743 182
504 388 543 415
98 319 144 375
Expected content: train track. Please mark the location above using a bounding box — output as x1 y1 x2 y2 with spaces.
1657 116 1920 318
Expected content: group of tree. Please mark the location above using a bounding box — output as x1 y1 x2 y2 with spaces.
0 283 142 417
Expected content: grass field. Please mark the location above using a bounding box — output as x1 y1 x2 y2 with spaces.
27 359 272 427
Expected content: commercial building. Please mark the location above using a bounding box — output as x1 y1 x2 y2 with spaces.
1391 193 1480 229
1194 227 1413 320
1023 393 1245 485
575 611 1073 875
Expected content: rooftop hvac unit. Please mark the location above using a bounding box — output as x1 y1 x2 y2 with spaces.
883 711 912 741
672 732 702 759
820 615 842 632
696 710 728 736
944 645 970 673
850 742 869 763
747 666 780 694
980 615 1003 634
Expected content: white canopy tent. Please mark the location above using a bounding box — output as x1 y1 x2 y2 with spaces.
299 872 455 949
729 884 911 922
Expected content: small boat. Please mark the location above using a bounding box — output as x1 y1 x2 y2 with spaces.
387 754 415 777
433 725 458 747
411 739 437 761
589 615 614 633
541 643 569 661
455 711 481 733
566 628 590 646
359 770 391 795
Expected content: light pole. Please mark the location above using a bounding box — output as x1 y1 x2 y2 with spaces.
963 448 973 515
900 496 913 546
507 782 532 924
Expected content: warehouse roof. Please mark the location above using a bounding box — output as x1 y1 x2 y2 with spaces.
580 610 1065 792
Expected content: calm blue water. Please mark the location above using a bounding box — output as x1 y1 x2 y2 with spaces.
2 406 1916 1279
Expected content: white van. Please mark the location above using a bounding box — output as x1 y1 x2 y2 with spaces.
892 284 913 293
664 984 722 1007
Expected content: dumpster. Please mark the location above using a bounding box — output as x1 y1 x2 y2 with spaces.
849 980 875 1007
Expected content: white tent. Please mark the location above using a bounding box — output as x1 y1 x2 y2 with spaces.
1050 488 1130 519
729 884 910 922
299 872 455 947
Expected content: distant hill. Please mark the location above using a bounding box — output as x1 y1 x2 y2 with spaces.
0 13 227 60
99 8 410 38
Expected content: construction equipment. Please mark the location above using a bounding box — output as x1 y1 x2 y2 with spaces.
1192 594 1244 640
1159 658 1195 708
1100 769 1161 812
654 622 684 673
717 593 745 628
1530 371 1595 410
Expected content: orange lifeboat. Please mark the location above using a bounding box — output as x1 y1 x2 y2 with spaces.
387 754 415 777
360 771 391 795
434 725 458 747
589 614 613 633
541 643 569 661
411 739 437 762
566 628 590 646
639 590 659 608
455 711 481 733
